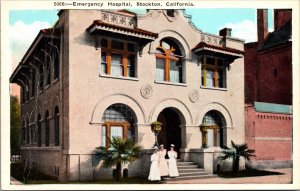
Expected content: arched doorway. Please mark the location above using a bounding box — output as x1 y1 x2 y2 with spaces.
201 110 226 148
157 108 182 156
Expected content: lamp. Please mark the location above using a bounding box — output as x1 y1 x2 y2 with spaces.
151 121 162 147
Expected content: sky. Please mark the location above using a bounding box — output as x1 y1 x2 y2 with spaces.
9 8 274 69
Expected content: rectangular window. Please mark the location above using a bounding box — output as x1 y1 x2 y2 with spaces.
101 52 107 74
110 126 123 140
170 60 180 83
202 56 226 88
100 39 136 78
111 54 123 77
156 58 165 81
101 126 106 147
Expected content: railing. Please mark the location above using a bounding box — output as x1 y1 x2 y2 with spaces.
201 34 224 46
101 11 136 29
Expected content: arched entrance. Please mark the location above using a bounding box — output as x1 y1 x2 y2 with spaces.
157 108 182 156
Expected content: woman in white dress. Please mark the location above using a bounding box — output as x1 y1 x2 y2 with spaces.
168 144 179 177
158 144 169 177
148 146 161 181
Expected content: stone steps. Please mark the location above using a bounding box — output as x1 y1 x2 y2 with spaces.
162 161 217 182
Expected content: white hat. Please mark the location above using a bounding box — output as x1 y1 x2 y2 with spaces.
170 144 175 147
160 144 164 147
153 146 158 150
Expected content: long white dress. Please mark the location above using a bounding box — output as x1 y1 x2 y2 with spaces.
148 153 161 181
158 149 169 176
168 151 179 177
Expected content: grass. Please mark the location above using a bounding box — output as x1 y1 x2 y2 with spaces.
217 168 284 178
11 163 160 184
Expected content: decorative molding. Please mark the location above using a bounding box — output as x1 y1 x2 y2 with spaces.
201 34 223 46
189 89 199 103
140 84 153 99
101 11 136 29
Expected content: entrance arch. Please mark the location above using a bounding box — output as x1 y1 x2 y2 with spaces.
156 107 183 157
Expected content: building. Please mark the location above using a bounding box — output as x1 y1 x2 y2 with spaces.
244 9 292 169
10 9 245 181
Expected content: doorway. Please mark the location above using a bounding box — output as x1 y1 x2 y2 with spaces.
157 108 182 157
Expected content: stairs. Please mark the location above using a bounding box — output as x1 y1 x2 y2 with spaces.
162 160 217 182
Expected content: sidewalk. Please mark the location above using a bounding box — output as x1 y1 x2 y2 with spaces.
165 168 292 184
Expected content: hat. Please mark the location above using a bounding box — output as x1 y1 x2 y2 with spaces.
153 146 158 150
170 144 175 147
160 144 164 147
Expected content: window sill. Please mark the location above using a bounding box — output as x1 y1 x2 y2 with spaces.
200 86 227 91
20 146 61 151
99 74 138 81
154 81 187 87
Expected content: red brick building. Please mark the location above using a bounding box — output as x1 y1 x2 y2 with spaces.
244 9 292 169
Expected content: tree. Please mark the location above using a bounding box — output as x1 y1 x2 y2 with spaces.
10 95 21 155
218 140 256 172
96 137 142 181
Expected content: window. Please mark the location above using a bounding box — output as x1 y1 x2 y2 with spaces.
46 56 51 85
39 64 44 89
26 119 29 144
201 56 226 88
45 111 49 146
101 104 136 147
22 121 26 143
54 107 59 146
100 39 136 78
53 50 59 80
31 124 36 143
155 39 183 83
37 114 42 147
31 71 35 97
202 110 225 147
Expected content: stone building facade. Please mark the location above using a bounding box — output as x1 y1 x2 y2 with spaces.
10 9 245 181
244 9 292 169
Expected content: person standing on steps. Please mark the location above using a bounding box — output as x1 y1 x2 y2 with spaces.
148 146 161 181
168 144 179 177
158 144 169 177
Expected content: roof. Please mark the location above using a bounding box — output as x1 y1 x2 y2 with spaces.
86 20 158 40
254 101 292 114
192 42 245 55
259 19 291 50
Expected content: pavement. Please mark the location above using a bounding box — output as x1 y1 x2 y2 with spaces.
165 168 292 184
10 168 292 185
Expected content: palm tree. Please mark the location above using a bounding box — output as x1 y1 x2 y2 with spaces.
218 140 256 172
96 137 142 181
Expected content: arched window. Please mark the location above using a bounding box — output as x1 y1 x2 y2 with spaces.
26 119 29 144
54 107 60 146
37 114 42 147
202 110 225 147
22 120 26 143
45 56 51 85
45 111 50 146
101 103 136 147
53 49 60 80
155 39 183 83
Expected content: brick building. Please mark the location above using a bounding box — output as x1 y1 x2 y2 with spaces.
244 9 292 169
10 9 245 181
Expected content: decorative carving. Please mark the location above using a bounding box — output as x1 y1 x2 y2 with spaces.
140 85 153 99
163 10 178 22
189 89 199 103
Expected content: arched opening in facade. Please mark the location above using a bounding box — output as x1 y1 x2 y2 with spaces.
101 103 137 147
155 38 184 83
157 107 183 157
201 110 226 148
